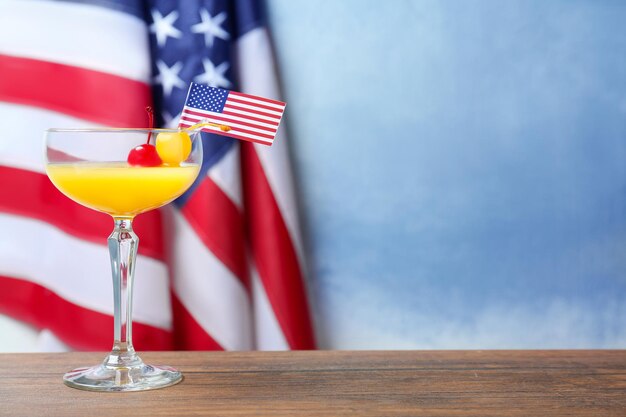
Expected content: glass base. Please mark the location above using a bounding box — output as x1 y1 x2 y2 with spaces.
63 358 182 392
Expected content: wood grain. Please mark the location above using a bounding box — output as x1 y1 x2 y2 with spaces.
0 350 625 416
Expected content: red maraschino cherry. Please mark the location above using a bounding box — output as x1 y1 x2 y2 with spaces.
127 143 162 166
127 106 162 166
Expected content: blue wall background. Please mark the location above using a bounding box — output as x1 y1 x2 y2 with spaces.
266 0 626 348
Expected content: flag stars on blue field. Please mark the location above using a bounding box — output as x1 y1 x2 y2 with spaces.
188 84 228 113
154 60 185 97
191 9 230 47
188 84 228 112
195 58 231 88
148 5 233 125
150 9 182 47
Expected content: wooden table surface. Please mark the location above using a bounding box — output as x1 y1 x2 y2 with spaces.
1 350 625 416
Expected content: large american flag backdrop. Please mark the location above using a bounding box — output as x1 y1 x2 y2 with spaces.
0 0 315 351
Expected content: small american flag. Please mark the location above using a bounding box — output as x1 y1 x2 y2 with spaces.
179 82 286 146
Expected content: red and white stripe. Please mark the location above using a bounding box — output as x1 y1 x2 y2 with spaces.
236 27 316 349
0 0 315 352
0 0 165 351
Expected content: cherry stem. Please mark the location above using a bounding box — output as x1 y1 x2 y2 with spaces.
145 106 154 144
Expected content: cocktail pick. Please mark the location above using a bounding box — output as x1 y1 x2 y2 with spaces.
185 119 231 132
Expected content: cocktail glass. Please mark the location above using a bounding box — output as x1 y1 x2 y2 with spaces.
44 128 203 392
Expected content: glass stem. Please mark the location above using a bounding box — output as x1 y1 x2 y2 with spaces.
105 218 141 368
